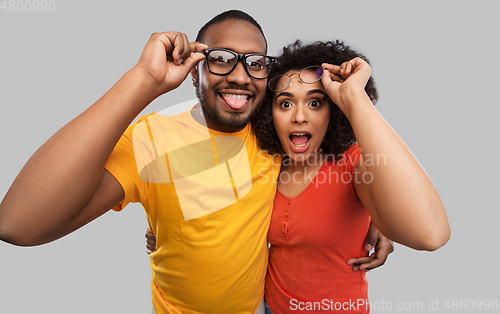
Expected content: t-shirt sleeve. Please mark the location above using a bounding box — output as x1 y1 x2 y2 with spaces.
105 124 145 212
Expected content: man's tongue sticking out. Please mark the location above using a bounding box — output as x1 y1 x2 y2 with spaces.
221 94 248 110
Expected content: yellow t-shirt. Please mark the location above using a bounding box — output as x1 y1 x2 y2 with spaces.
105 106 281 313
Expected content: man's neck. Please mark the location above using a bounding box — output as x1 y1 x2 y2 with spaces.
191 105 208 128
190 104 247 133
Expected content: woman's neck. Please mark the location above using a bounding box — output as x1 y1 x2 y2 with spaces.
277 151 328 198
281 150 327 173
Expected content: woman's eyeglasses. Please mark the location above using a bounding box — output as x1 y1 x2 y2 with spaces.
268 66 324 92
196 48 275 79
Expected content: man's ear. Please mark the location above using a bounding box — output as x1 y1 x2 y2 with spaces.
190 64 198 87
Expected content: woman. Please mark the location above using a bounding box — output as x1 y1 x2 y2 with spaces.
252 40 449 313
146 40 450 313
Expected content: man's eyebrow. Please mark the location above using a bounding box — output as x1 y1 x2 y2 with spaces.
215 47 266 55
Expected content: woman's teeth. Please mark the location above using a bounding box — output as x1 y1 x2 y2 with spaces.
290 133 311 147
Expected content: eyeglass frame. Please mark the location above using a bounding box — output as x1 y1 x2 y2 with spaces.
268 65 325 92
195 48 276 79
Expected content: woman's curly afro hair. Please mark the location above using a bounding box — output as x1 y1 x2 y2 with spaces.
252 40 379 160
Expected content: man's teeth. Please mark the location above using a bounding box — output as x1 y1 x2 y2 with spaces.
220 94 248 99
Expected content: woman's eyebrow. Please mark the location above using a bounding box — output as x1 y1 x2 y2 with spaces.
274 91 294 101
274 89 327 101
307 89 326 96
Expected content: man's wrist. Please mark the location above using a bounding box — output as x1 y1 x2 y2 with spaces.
124 66 165 106
127 66 167 101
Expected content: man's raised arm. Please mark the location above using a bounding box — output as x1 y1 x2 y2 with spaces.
0 32 207 246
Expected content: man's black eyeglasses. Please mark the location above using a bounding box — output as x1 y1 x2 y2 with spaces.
196 48 275 79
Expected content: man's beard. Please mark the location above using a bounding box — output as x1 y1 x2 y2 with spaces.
195 78 260 132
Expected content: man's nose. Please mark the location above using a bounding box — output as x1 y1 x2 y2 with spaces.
226 61 251 85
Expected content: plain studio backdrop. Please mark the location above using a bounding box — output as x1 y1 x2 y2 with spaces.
1 1 498 313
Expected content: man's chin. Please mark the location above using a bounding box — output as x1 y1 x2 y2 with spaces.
209 112 252 132
196 89 260 132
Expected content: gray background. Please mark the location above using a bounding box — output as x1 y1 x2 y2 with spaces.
1 0 498 313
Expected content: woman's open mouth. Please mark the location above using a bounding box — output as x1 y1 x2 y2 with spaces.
289 132 311 153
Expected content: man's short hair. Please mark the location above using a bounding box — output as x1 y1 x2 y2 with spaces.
196 10 268 52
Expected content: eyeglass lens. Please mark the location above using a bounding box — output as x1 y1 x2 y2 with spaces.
206 50 272 79
268 66 324 92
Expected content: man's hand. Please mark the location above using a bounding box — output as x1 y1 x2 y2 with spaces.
145 228 157 255
347 222 394 271
134 32 208 98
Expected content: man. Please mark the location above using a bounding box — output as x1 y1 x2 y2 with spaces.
0 10 391 313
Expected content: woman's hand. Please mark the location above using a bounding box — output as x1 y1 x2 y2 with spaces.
321 58 372 117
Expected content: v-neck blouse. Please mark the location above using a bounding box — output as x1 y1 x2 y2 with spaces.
265 144 372 313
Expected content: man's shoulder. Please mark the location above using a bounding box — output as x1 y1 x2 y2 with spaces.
156 98 198 119
131 98 197 125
